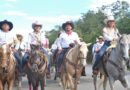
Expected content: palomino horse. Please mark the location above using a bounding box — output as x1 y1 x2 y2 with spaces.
0 44 16 90
25 44 48 90
60 42 90 90
93 34 130 90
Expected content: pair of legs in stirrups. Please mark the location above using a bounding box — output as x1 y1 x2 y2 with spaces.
93 41 111 74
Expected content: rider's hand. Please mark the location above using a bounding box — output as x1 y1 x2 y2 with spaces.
58 48 62 54
12 48 17 53
69 43 75 47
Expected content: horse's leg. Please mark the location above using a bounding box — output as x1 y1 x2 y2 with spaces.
93 74 97 90
8 79 14 90
28 80 32 90
67 74 74 90
61 75 66 90
0 81 3 90
40 79 45 90
120 76 130 90
36 81 38 90
108 76 115 90
103 76 107 90
44 74 47 86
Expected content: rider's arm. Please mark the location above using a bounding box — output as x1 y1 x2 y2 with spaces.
73 32 81 44
103 28 113 41
57 35 62 51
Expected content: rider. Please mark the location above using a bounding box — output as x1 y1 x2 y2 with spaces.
92 15 120 74
13 34 26 74
0 20 15 45
24 21 51 77
93 36 104 54
57 21 80 74
92 36 104 64
51 32 62 55
0 20 18 59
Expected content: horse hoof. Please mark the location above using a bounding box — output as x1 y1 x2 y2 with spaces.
77 81 80 84
58 82 62 87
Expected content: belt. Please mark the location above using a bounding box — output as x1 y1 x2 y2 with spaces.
62 48 69 49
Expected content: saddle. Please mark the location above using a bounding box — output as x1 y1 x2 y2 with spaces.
103 40 117 62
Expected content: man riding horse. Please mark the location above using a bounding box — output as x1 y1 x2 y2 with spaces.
56 21 81 75
0 20 18 90
92 15 121 75
23 21 51 78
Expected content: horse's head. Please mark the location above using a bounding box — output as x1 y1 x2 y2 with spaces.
30 44 45 72
78 42 91 66
119 34 130 62
0 44 11 72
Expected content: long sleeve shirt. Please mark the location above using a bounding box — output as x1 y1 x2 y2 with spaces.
51 38 60 50
103 27 119 41
27 31 47 49
57 31 80 49
0 30 16 45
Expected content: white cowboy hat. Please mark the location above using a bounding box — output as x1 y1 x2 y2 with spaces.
32 21 42 29
104 15 115 24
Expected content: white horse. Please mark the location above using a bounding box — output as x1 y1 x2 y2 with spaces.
93 34 130 90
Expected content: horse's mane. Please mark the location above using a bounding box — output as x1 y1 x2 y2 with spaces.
65 42 88 62
65 45 80 62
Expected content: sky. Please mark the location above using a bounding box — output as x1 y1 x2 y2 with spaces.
0 0 130 36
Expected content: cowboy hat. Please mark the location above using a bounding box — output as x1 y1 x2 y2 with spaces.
32 21 42 29
0 20 13 31
62 21 74 30
98 36 104 39
104 15 115 24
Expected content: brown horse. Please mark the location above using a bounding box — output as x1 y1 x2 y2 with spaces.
59 42 90 90
25 44 48 90
0 44 16 90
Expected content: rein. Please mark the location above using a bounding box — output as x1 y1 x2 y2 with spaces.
108 60 123 72
0 56 15 75
66 58 83 69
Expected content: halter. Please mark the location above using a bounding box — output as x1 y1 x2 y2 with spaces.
29 49 47 74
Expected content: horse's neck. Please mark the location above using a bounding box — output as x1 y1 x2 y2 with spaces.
109 43 123 65
66 46 79 63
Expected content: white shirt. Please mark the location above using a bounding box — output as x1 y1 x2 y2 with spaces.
95 42 104 51
92 42 104 55
51 38 59 50
57 31 80 49
15 42 26 50
0 30 15 45
27 31 46 49
103 27 119 41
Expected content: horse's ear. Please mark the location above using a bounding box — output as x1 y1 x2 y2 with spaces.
86 43 92 46
119 34 128 44
8 43 12 48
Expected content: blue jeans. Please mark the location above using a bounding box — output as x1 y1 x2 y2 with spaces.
14 52 23 72
92 41 111 69
57 48 69 70
22 52 29 68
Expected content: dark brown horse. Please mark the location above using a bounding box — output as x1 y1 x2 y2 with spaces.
0 44 16 90
25 44 48 90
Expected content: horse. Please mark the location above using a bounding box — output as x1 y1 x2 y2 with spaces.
93 34 130 90
25 44 48 90
59 42 90 90
0 43 16 90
